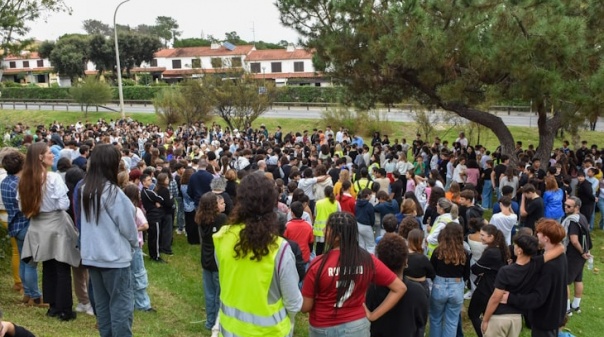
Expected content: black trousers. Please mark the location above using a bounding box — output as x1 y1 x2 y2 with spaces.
147 217 161 260
160 212 174 254
185 211 200 245
43 259 73 314
468 294 487 337
531 328 558 337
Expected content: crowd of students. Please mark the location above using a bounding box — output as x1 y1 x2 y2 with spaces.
0 118 598 337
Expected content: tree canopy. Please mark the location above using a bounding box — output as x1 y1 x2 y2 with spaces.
277 0 604 161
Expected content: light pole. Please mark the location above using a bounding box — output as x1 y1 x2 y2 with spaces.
114 0 131 120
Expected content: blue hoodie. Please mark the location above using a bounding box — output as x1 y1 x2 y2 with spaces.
79 182 139 268
355 198 375 227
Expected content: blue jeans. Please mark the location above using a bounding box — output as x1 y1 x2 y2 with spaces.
15 226 41 299
90 266 134 337
481 180 493 209
175 197 185 231
429 276 464 337
202 269 220 330
598 197 604 230
309 317 370 337
130 248 151 310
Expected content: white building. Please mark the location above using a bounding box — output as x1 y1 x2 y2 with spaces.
0 52 55 86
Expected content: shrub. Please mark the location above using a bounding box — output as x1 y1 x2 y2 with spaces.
70 78 113 116
153 87 184 125
0 87 71 99
321 107 392 137
275 86 342 103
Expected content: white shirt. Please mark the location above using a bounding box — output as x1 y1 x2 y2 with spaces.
490 212 518 245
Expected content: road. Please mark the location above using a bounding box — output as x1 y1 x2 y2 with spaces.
2 102 602 131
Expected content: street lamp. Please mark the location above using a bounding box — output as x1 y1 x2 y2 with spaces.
114 0 131 120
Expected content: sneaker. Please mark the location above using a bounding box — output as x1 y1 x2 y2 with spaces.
566 309 573 317
143 307 157 313
571 306 581 314
76 303 95 316
21 295 31 304
57 311 77 321
176 229 184 235
28 298 49 308
464 291 473 300
152 257 168 264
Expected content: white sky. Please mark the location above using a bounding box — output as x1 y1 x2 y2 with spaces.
27 0 301 44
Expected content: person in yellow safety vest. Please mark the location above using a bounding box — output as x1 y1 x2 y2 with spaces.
353 167 374 195
426 198 459 258
313 186 341 256
213 173 302 337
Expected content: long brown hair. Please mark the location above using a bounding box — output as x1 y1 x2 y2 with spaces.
195 192 220 226
19 142 49 218
436 222 467 265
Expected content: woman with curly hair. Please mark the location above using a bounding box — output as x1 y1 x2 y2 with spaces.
195 192 227 331
302 212 406 337
429 222 470 337
213 173 302 337
20 142 80 321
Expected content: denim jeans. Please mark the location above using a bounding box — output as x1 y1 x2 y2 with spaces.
130 248 151 310
175 197 185 231
202 268 220 330
15 226 41 299
481 180 493 209
598 197 604 230
309 317 370 337
90 266 134 337
429 276 465 337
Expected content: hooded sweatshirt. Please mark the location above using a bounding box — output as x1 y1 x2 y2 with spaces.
355 198 375 227
338 193 356 215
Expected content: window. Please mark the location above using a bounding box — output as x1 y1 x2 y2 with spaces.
150 59 158 67
37 60 44 67
211 58 223 68
231 57 242 67
23 61 30 68
191 58 201 68
271 62 282 73
294 61 304 72
250 63 261 73
172 59 181 69
37 74 47 83
9 61 16 68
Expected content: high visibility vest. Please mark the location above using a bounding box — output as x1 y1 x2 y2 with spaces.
354 178 374 194
314 198 339 237
213 225 291 337
427 214 452 258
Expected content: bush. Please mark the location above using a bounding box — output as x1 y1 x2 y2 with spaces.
119 86 164 100
275 86 342 103
121 79 137 86
0 87 71 99
321 107 392 137
1 81 22 88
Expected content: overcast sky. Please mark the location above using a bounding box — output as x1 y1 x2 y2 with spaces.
27 0 301 44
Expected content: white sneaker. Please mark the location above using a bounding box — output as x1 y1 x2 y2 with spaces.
464 291 473 300
76 303 94 316
176 229 184 235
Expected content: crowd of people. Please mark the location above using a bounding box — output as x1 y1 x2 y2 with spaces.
0 117 599 337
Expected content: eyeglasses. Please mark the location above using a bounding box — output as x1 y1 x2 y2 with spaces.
564 204 575 208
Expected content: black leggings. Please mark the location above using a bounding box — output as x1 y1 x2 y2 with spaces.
43 259 73 315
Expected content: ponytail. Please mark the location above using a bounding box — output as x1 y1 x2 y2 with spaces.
325 186 335 204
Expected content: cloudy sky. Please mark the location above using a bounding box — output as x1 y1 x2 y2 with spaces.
27 0 301 44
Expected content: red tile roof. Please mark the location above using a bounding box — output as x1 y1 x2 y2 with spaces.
250 72 322 79
4 52 41 60
3 67 53 75
246 49 313 61
155 45 254 58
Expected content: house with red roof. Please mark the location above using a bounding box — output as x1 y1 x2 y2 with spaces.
1 52 56 86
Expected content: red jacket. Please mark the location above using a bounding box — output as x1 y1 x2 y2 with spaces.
338 193 356 215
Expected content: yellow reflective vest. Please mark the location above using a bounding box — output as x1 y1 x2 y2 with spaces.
213 224 291 337
314 198 339 237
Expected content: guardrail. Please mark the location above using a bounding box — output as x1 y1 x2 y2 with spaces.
0 98 533 115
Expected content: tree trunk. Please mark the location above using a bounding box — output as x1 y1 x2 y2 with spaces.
535 101 561 166
441 102 516 159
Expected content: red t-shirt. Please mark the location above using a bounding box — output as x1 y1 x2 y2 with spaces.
284 219 314 262
302 250 397 327
338 194 356 215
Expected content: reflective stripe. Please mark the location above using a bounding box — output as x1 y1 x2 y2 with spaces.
220 326 241 337
221 302 287 327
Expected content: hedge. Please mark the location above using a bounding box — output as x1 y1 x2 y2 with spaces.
0 85 343 103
